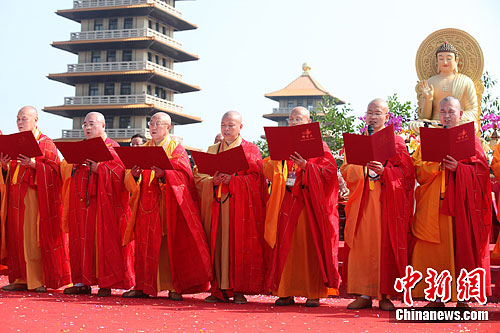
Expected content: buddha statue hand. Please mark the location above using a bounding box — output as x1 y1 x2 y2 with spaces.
417 80 434 101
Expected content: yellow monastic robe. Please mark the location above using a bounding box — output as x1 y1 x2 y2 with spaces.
341 162 383 299
410 146 457 300
194 136 242 290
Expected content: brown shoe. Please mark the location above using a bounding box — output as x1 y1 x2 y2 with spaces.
97 288 111 297
305 298 320 307
233 293 248 304
424 301 445 308
456 302 470 308
64 285 91 295
204 294 224 303
379 298 395 311
169 291 183 301
347 297 372 309
122 290 149 298
32 286 47 293
275 296 295 306
2 283 28 291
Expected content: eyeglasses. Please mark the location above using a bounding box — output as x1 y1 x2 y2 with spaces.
82 122 99 128
148 121 168 127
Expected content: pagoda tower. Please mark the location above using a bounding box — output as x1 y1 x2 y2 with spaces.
264 63 344 126
44 0 200 144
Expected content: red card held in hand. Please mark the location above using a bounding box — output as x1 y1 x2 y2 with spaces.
420 122 475 162
191 145 249 176
0 131 43 159
114 146 173 170
264 122 324 160
55 137 114 164
342 124 396 166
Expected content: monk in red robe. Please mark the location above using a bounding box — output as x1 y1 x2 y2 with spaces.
341 99 415 311
194 111 268 304
0 129 5 271
1 106 70 292
490 144 500 300
264 107 340 307
411 96 491 307
62 112 134 296
122 112 212 299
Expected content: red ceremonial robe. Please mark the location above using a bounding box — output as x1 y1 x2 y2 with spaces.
123 140 212 296
343 134 415 296
2 132 70 288
64 137 134 289
266 142 341 292
435 137 491 292
195 139 268 300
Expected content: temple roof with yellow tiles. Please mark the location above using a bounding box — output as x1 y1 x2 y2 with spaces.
264 63 345 103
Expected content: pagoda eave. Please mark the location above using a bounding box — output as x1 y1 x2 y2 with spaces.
52 39 199 62
43 104 201 125
47 72 201 93
56 4 197 31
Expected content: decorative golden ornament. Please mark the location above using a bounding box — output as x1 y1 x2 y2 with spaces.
302 62 311 75
415 28 484 82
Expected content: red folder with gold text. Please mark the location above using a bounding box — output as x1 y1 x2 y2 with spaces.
264 122 324 160
114 146 173 170
55 137 114 164
420 122 475 162
191 145 249 176
0 131 43 159
342 125 396 165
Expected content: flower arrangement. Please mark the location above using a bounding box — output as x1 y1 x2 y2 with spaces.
481 112 500 139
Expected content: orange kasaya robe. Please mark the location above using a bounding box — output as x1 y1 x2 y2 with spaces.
341 134 415 299
61 137 134 289
411 136 492 300
264 141 341 299
123 137 212 297
194 137 268 300
1 130 70 289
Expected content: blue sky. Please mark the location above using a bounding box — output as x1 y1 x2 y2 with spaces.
1 0 499 149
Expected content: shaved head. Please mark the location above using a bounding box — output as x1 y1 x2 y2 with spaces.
83 111 106 139
221 110 243 144
366 98 389 133
18 106 38 118
149 112 172 144
288 107 311 126
17 106 39 133
85 111 105 124
151 112 172 125
439 96 463 128
367 98 389 112
222 110 242 123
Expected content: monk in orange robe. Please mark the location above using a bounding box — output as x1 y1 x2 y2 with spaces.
411 96 491 307
490 144 500 300
194 111 268 304
1 106 70 292
264 107 340 307
62 112 134 296
341 99 415 311
121 112 212 299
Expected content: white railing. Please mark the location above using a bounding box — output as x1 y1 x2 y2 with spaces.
72 0 182 17
64 94 184 113
67 61 183 81
62 128 150 139
70 28 182 49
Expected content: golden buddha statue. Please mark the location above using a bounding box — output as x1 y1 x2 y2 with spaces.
409 42 478 133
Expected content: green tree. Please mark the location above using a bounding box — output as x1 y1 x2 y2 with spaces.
311 95 356 153
254 138 269 159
